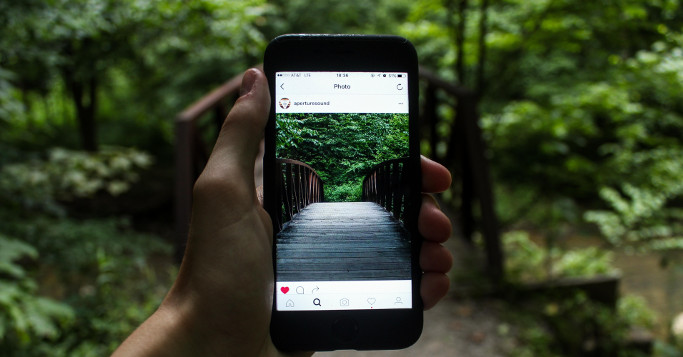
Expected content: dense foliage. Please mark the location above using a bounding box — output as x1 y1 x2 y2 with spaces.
1 0 682 354
0 146 172 354
276 113 408 201
0 0 269 153
503 231 617 284
501 291 658 357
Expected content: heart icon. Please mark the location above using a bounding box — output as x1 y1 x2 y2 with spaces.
281 287 290 294
367 298 376 305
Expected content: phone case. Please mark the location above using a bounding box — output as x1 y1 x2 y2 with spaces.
264 34 422 351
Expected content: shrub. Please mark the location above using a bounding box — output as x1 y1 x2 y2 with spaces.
0 147 152 209
505 291 654 357
0 216 174 356
325 180 363 202
0 146 173 355
0 234 74 352
503 230 618 284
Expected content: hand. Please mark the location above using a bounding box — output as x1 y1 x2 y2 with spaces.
114 68 452 357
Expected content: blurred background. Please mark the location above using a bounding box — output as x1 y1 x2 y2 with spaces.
0 0 682 356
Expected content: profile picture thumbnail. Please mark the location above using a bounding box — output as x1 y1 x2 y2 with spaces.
279 98 291 109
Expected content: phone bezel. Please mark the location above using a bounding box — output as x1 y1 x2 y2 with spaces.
264 34 423 351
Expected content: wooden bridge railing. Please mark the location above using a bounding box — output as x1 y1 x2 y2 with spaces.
362 157 409 222
419 66 503 283
173 68 248 262
276 158 324 230
174 65 503 283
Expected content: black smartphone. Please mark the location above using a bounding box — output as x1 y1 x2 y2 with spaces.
263 34 422 351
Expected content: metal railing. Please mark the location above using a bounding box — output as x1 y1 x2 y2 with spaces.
362 157 409 222
275 158 324 230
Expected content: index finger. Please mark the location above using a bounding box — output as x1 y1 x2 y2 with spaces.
421 156 451 193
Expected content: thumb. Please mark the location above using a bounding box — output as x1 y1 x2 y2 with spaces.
200 68 271 191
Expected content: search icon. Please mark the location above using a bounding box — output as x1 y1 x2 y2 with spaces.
313 298 321 306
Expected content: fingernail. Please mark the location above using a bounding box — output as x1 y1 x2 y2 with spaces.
240 69 257 96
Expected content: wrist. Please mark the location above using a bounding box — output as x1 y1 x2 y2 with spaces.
151 277 277 357
112 295 198 357
154 282 225 356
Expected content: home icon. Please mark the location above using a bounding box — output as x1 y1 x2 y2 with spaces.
286 300 294 307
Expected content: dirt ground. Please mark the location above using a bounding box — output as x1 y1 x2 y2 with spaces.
317 297 506 357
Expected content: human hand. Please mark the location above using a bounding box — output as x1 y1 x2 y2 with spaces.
114 68 452 357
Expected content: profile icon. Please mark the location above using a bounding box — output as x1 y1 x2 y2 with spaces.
279 98 291 109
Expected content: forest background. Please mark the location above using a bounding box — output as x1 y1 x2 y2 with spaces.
0 0 682 355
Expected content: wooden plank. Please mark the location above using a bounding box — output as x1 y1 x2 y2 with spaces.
277 251 409 259
276 202 411 281
277 270 411 281
277 248 409 255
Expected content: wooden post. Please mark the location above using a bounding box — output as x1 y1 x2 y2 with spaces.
295 166 302 212
400 161 408 221
391 161 401 219
383 165 391 210
275 163 283 230
424 85 439 160
174 118 194 263
461 92 504 283
285 163 294 222
213 100 227 137
454 99 475 244
173 66 259 265
419 67 504 284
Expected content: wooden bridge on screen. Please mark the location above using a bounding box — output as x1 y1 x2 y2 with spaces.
275 158 411 281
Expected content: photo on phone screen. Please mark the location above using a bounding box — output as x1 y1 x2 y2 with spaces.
273 71 413 312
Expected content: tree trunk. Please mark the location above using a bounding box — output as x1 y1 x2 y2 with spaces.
20 86 33 129
455 0 468 84
67 74 98 152
476 0 489 95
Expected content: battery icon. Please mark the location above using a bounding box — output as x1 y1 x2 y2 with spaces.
397 74 403 77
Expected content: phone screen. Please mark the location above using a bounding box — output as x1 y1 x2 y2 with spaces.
273 71 412 312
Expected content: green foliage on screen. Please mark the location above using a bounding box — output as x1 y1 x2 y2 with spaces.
276 113 409 202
